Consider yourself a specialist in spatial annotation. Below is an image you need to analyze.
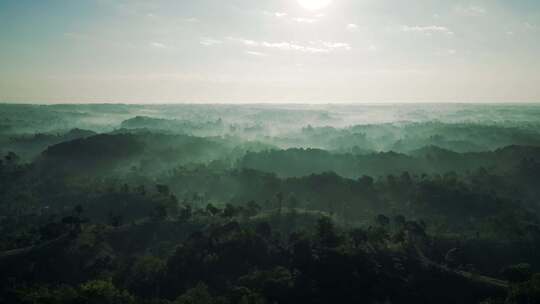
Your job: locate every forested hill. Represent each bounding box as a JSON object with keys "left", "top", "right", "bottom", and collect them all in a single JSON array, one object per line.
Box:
[
  {"left": 28, "top": 130, "right": 540, "bottom": 180},
  {"left": 239, "top": 145, "right": 540, "bottom": 178},
  {"left": 1, "top": 104, "right": 540, "bottom": 303}
]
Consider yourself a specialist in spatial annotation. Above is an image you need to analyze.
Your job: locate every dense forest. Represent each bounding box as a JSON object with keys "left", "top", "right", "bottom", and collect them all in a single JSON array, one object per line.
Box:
[{"left": 1, "top": 103, "right": 540, "bottom": 303}]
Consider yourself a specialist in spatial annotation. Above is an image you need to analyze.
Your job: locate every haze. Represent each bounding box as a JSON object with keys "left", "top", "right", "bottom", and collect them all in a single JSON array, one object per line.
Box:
[{"left": 2, "top": 3, "right": 540, "bottom": 301}]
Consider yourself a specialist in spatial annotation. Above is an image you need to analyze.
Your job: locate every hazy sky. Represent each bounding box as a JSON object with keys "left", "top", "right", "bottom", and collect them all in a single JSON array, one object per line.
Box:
[{"left": 1, "top": 0, "right": 539, "bottom": 103}]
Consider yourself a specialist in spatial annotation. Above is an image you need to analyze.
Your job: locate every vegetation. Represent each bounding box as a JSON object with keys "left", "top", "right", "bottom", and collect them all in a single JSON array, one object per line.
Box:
[{"left": 1, "top": 103, "right": 540, "bottom": 303}]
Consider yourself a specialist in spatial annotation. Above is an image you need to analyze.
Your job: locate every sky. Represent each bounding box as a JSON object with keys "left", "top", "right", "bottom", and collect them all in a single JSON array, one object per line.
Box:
[{"left": 0, "top": 0, "right": 539, "bottom": 103}]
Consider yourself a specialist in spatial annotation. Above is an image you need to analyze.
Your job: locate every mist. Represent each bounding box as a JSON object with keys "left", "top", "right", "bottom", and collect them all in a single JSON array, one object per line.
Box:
[{"left": 1, "top": 103, "right": 540, "bottom": 303}]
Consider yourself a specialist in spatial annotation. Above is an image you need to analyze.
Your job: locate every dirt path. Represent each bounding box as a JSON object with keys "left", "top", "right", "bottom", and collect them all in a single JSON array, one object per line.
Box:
[
  {"left": 0, "top": 233, "right": 71, "bottom": 260},
  {"left": 413, "top": 243, "right": 509, "bottom": 290}
]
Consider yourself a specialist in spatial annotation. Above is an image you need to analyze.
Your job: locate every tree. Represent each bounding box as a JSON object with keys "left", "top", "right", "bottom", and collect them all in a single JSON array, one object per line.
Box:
[
  {"left": 507, "top": 273, "right": 540, "bottom": 304},
  {"left": 244, "top": 200, "right": 261, "bottom": 217},
  {"left": 125, "top": 256, "right": 165, "bottom": 299},
  {"left": 156, "top": 184, "right": 170, "bottom": 196},
  {"left": 501, "top": 263, "right": 532, "bottom": 283},
  {"left": 376, "top": 214, "right": 390, "bottom": 227},
  {"left": 276, "top": 192, "right": 284, "bottom": 215},
  {"left": 238, "top": 267, "right": 294, "bottom": 303},
  {"left": 136, "top": 185, "right": 146, "bottom": 196},
  {"left": 62, "top": 216, "right": 83, "bottom": 234},
  {"left": 175, "top": 283, "right": 220, "bottom": 304},
  {"left": 358, "top": 175, "right": 374, "bottom": 188},
  {"left": 153, "top": 204, "right": 168, "bottom": 221},
  {"left": 349, "top": 228, "right": 367, "bottom": 247},
  {"left": 14, "top": 285, "right": 78, "bottom": 304},
  {"left": 393, "top": 215, "right": 406, "bottom": 228},
  {"left": 121, "top": 183, "right": 130, "bottom": 193},
  {"left": 206, "top": 204, "right": 220, "bottom": 217},
  {"left": 255, "top": 222, "right": 272, "bottom": 239},
  {"left": 316, "top": 216, "right": 341, "bottom": 248},
  {"left": 167, "top": 194, "right": 180, "bottom": 217},
  {"left": 108, "top": 212, "right": 123, "bottom": 227},
  {"left": 79, "top": 280, "right": 135, "bottom": 304},
  {"left": 74, "top": 204, "right": 84, "bottom": 216},
  {"left": 179, "top": 204, "right": 192, "bottom": 221},
  {"left": 287, "top": 195, "right": 300, "bottom": 210},
  {"left": 222, "top": 203, "right": 238, "bottom": 218},
  {"left": 4, "top": 151, "right": 19, "bottom": 166}
]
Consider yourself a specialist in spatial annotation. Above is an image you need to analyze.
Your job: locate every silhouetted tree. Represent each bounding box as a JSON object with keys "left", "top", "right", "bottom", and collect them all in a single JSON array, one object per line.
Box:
[
  {"left": 316, "top": 216, "right": 340, "bottom": 248},
  {"left": 156, "top": 184, "right": 170, "bottom": 196}
]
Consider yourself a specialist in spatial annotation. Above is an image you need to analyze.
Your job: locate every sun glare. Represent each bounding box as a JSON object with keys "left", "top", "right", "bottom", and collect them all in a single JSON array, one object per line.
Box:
[{"left": 297, "top": 0, "right": 333, "bottom": 10}]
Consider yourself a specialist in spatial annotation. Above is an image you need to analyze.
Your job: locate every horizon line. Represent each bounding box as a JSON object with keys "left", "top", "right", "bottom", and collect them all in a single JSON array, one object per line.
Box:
[{"left": 1, "top": 100, "right": 540, "bottom": 106}]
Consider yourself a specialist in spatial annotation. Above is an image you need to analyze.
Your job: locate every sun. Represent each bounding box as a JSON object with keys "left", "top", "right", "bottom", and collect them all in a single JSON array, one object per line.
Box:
[{"left": 297, "top": 0, "right": 333, "bottom": 10}]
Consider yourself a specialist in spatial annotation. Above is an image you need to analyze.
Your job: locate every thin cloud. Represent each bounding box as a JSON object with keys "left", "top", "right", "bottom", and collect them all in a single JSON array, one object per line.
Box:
[
  {"left": 200, "top": 37, "right": 222, "bottom": 46},
  {"left": 524, "top": 22, "right": 539, "bottom": 31},
  {"left": 293, "top": 17, "right": 317, "bottom": 24},
  {"left": 245, "top": 51, "right": 268, "bottom": 57},
  {"left": 401, "top": 25, "right": 454, "bottom": 35},
  {"left": 263, "top": 11, "right": 287, "bottom": 18},
  {"left": 183, "top": 17, "right": 199, "bottom": 23},
  {"left": 231, "top": 38, "right": 351, "bottom": 54},
  {"left": 456, "top": 5, "right": 486, "bottom": 17},
  {"left": 239, "top": 39, "right": 258, "bottom": 46},
  {"left": 150, "top": 42, "right": 167, "bottom": 49},
  {"left": 321, "top": 42, "right": 352, "bottom": 51}
]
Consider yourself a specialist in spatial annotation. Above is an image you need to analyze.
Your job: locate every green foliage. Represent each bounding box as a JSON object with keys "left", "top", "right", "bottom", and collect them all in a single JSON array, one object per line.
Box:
[
  {"left": 175, "top": 283, "right": 224, "bottom": 304},
  {"left": 502, "top": 264, "right": 533, "bottom": 283},
  {"left": 316, "top": 216, "right": 341, "bottom": 248},
  {"left": 507, "top": 274, "right": 540, "bottom": 304},
  {"left": 15, "top": 285, "right": 78, "bottom": 304},
  {"left": 3, "top": 104, "right": 540, "bottom": 304},
  {"left": 238, "top": 267, "right": 294, "bottom": 302},
  {"left": 124, "top": 256, "right": 165, "bottom": 298},
  {"left": 79, "top": 280, "right": 135, "bottom": 304}
]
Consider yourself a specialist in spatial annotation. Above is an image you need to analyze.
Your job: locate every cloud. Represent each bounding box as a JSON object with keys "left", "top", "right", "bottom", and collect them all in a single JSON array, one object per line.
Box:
[
  {"left": 245, "top": 51, "right": 267, "bottom": 57},
  {"left": 456, "top": 5, "right": 486, "bottom": 17},
  {"left": 434, "top": 49, "right": 457, "bottom": 56},
  {"left": 240, "top": 39, "right": 352, "bottom": 54},
  {"left": 239, "top": 39, "right": 258, "bottom": 46},
  {"left": 504, "top": 22, "right": 537, "bottom": 36},
  {"left": 263, "top": 11, "right": 287, "bottom": 18},
  {"left": 262, "top": 41, "right": 328, "bottom": 53},
  {"left": 64, "top": 32, "right": 89, "bottom": 40},
  {"left": 524, "top": 22, "right": 539, "bottom": 31},
  {"left": 347, "top": 23, "right": 359, "bottom": 31},
  {"left": 229, "top": 38, "right": 352, "bottom": 54},
  {"left": 293, "top": 17, "right": 317, "bottom": 24},
  {"left": 150, "top": 42, "right": 167, "bottom": 49},
  {"left": 321, "top": 42, "right": 352, "bottom": 50},
  {"left": 200, "top": 37, "right": 222, "bottom": 46},
  {"left": 401, "top": 25, "right": 454, "bottom": 35},
  {"left": 183, "top": 17, "right": 199, "bottom": 23},
  {"left": 263, "top": 10, "right": 323, "bottom": 24}
]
